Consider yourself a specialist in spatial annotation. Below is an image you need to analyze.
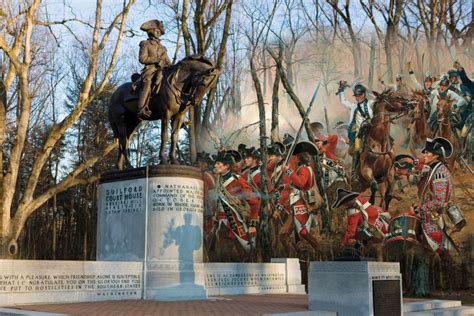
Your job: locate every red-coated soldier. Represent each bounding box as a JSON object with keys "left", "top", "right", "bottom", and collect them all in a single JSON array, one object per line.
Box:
[
  {"left": 274, "top": 141, "right": 321, "bottom": 252},
  {"left": 213, "top": 150, "right": 261, "bottom": 254},
  {"left": 242, "top": 146, "right": 262, "bottom": 192},
  {"left": 332, "top": 188, "right": 390, "bottom": 248}
]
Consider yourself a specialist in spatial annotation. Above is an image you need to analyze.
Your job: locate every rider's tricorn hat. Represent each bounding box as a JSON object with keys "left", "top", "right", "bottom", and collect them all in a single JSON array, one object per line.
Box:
[
  {"left": 439, "top": 76, "right": 450, "bottom": 87},
  {"left": 352, "top": 84, "right": 367, "bottom": 97},
  {"left": 293, "top": 141, "right": 319, "bottom": 156},
  {"left": 214, "top": 150, "right": 241, "bottom": 165},
  {"left": 332, "top": 188, "right": 360, "bottom": 209},
  {"left": 140, "top": 20, "right": 165, "bottom": 34},
  {"left": 422, "top": 137, "right": 453, "bottom": 159},
  {"left": 447, "top": 69, "right": 459, "bottom": 78},
  {"left": 268, "top": 142, "right": 286, "bottom": 156}
]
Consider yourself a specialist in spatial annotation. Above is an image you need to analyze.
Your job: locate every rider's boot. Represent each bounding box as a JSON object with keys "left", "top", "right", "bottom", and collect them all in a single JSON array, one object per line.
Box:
[
  {"left": 137, "top": 80, "right": 152, "bottom": 119},
  {"left": 351, "top": 152, "right": 360, "bottom": 184}
]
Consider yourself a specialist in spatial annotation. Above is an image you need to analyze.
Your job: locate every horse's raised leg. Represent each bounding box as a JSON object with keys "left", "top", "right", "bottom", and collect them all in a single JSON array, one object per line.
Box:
[
  {"left": 169, "top": 113, "right": 186, "bottom": 165},
  {"left": 160, "top": 116, "right": 169, "bottom": 164},
  {"left": 377, "top": 180, "right": 387, "bottom": 208},
  {"left": 360, "top": 166, "right": 378, "bottom": 204},
  {"left": 384, "top": 177, "right": 394, "bottom": 210}
]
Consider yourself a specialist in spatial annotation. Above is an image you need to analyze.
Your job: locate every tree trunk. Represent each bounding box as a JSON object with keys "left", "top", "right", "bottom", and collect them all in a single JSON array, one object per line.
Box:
[
  {"left": 285, "top": 47, "right": 295, "bottom": 106},
  {"left": 368, "top": 35, "right": 376, "bottom": 90},
  {"left": 189, "top": 108, "right": 197, "bottom": 163},
  {"left": 249, "top": 54, "right": 271, "bottom": 262},
  {"left": 349, "top": 32, "right": 362, "bottom": 79},
  {"left": 271, "top": 45, "right": 283, "bottom": 142}
]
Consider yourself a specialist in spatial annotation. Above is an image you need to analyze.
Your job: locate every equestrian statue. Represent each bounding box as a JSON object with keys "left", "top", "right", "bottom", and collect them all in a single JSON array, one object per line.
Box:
[{"left": 108, "top": 19, "right": 220, "bottom": 169}]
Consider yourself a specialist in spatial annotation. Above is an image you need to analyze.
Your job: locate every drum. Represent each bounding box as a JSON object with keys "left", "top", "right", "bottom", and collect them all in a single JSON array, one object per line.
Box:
[{"left": 384, "top": 213, "right": 422, "bottom": 247}]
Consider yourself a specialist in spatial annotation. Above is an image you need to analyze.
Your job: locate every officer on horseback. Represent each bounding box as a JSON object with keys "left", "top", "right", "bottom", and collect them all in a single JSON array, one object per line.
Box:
[
  {"left": 428, "top": 76, "right": 467, "bottom": 133},
  {"left": 136, "top": 19, "right": 171, "bottom": 119},
  {"left": 338, "top": 83, "right": 375, "bottom": 181}
]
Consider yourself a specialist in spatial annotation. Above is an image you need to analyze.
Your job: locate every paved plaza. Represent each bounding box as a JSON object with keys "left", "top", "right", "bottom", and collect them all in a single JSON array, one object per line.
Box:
[
  {"left": 10, "top": 294, "right": 309, "bottom": 316},
  {"left": 5, "top": 295, "right": 430, "bottom": 316}
]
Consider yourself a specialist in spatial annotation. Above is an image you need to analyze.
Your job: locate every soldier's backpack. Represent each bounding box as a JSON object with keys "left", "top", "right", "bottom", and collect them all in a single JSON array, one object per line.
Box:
[{"left": 300, "top": 166, "right": 324, "bottom": 214}]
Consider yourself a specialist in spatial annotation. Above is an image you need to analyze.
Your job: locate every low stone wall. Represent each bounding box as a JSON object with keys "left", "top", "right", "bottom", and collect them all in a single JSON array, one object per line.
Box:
[
  {"left": 0, "top": 260, "right": 142, "bottom": 306},
  {"left": 0, "top": 258, "right": 304, "bottom": 306}
]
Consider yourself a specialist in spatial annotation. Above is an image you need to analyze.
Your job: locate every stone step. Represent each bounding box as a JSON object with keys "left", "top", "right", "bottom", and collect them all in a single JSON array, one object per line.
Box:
[
  {"left": 0, "top": 308, "right": 67, "bottom": 316},
  {"left": 404, "top": 306, "right": 474, "bottom": 316},
  {"left": 263, "top": 311, "right": 336, "bottom": 316},
  {"left": 404, "top": 300, "right": 462, "bottom": 312}
]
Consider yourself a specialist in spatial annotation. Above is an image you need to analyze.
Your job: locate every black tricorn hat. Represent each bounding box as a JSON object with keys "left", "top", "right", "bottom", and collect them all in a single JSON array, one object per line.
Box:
[
  {"left": 393, "top": 154, "right": 415, "bottom": 170},
  {"left": 333, "top": 121, "right": 348, "bottom": 130},
  {"left": 447, "top": 69, "right": 459, "bottom": 77},
  {"left": 422, "top": 137, "right": 453, "bottom": 159},
  {"left": 214, "top": 150, "right": 242, "bottom": 165},
  {"left": 439, "top": 76, "right": 450, "bottom": 87},
  {"left": 332, "top": 188, "right": 360, "bottom": 209},
  {"left": 293, "top": 141, "right": 319, "bottom": 156},
  {"left": 282, "top": 133, "right": 295, "bottom": 148},
  {"left": 310, "top": 121, "right": 325, "bottom": 131},
  {"left": 196, "top": 151, "right": 212, "bottom": 164},
  {"left": 268, "top": 142, "right": 286, "bottom": 156},
  {"left": 140, "top": 19, "right": 165, "bottom": 34},
  {"left": 237, "top": 143, "right": 247, "bottom": 154},
  {"left": 352, "top": 84, "right": 367, "bottom": 96},
  {"left": 243, "top": 146, "right": 261, "bottom": 160}
]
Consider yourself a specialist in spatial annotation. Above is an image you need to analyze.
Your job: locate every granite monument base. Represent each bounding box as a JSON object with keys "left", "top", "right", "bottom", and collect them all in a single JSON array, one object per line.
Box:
[
  {"left": 308, "top": 261, "right": 402, "bottom": 316},
  {"left": 97, "top": 166, "right": 207, "bottom": 300}
]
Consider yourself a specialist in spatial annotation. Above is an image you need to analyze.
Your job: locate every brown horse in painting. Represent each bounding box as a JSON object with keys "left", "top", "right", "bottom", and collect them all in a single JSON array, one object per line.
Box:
[
  {"left": 436, "top": 96, "right": 457, "bottom": 170},
  {"left": 408, "top": 90, "right": 431, "bottom": 155},
  {"left": 108, "top": 55, "right": 220, "bottom": 169},
  {"left": 356, "top": 90, "right": 411, "bottom": 209}
]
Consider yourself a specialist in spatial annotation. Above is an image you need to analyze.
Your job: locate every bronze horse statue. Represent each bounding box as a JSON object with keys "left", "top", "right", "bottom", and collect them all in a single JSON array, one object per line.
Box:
[
  {"left": 108, "top": 55, "right": 220, "bottom": 169},
  {"left": 356, "top": 90, "right": 411, "bottom": 209}
]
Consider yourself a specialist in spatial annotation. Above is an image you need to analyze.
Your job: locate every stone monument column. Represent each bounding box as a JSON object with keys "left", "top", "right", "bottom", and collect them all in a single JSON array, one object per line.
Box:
[{"left": 97, "top": 165, "right": 207, "bottom": 300}]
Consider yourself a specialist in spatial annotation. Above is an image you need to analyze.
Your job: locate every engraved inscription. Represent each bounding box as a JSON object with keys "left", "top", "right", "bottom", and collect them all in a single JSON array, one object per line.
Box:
[
  {"left": 151, "top": 179, "right": 203, "bottom": 213},
  {"left": 104, "top": 184, "right": 144, "bottom": 215},
  {"left": 0, "top": 273, "right": 141, "bottom": 296},
  {"left": 205, "top": 272, "right": 286, "bottom": 288}
]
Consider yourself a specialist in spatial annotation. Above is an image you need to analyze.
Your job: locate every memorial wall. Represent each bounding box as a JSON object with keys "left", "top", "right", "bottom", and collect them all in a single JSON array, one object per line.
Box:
[{"left": 0, "top": 261, "right": 142, "bottom": 305}]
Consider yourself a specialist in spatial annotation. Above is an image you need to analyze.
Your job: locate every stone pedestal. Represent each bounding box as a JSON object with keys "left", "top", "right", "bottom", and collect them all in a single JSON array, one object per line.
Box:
[
  {"left": 97, "top": 166, "right": 207, "bottom": 301},
  {"left": 308, "top": 261, "right": 402, "bottom": 316},
  {"left": 271, "top": 258, "right": 306, "bottom": 294}
]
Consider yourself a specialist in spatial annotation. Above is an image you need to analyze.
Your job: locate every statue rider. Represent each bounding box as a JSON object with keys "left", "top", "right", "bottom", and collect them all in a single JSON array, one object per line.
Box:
[
  {"left": 338, "top": 83, "right": 375, "bottom": 182},
  {"left": 135, "top": 20, "right": 171, "bottom": 119}
]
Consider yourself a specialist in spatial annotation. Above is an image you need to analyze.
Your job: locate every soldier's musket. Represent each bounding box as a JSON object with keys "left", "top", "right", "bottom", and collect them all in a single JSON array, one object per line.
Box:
[
  {"left": 459, "top": 155, "right": 474, "bottom": 174},
  {"left": 271, "top": 80, "right": 321, "bottom": 188},
  {"left": 268, "top": 81, "right": 321, "bottom": 226}
]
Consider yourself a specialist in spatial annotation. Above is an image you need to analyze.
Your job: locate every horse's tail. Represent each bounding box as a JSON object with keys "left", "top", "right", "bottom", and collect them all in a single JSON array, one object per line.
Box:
[{"left": 108, "top": 88, "right": 123, "bottom": 140}]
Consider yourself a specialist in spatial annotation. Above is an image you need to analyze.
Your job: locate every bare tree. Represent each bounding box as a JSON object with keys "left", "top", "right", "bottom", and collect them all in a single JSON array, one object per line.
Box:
[
  {"left": 323, "top": 0, "right": 364, "bottom": 78},
  {"left": 0, "top": 0, "right": 135, "bottom": 257},
  {"left": 360, "top": 0, "right": 405, "bottom": 83},
  {"left": 241, "top": 0, "right": 279, "bottom": 261}
]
